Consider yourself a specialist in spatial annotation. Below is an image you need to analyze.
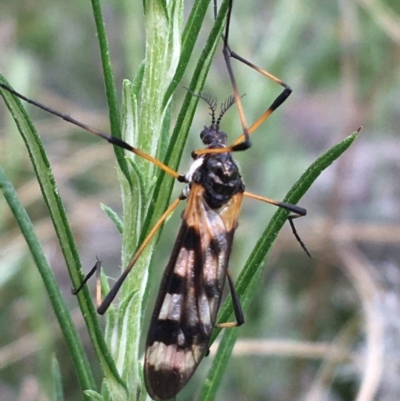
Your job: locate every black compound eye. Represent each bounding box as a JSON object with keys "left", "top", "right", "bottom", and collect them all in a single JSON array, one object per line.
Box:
[{"left": 200, "top": 127, "right": 214, "bottom": 144}]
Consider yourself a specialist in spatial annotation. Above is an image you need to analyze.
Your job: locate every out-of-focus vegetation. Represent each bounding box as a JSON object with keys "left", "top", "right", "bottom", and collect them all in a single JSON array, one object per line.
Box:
[{"left": 0, "top": 0, "right": 399, "bottom": 400}]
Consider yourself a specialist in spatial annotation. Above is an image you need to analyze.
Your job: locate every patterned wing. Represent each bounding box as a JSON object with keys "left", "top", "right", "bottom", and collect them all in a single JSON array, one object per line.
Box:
[{"left": 144, "top": 183, "right": 243, "bottom": 400}]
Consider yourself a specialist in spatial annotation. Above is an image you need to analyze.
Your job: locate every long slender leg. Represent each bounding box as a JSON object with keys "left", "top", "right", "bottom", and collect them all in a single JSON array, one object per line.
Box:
[
  {"left": 96, "top": 195, "right": 184, "bottom": 314},
  {"left": 244, "top": 191, "right": 306, "bottom": 216},
  {"left": 194, "top": 0, "right": 292, "bottom": 156},
  {"left": 228, "top": 47, "right": 292, "bottom": 147},
  {"left": 0, "top": 82, "right": 186, "bottom": 182},
  {"left": 216, "top": 268, "right": 245, "bottom": 328},
  {"left": 73, "top": 196, "right": 184, "bottom": 313},
  {"left": 71, "top": 257, "right": 102, "bottom": 295},
  {"left": 0, "top": 81, "right": 194, "bottom": 313},
  {"left": 223, "top": 0, "right": 292, "bottom": 149},
  {"left": 221, "top": 0, "right": 250, "bottom": 151},
  {"left": 244, "top": 191, "right": 311, "bottom": 257}
]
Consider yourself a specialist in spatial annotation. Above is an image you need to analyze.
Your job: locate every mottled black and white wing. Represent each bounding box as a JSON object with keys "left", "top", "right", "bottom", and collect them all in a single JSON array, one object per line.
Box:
[{"left": 144, "top": 183, "right": 243, "bottom": 400}]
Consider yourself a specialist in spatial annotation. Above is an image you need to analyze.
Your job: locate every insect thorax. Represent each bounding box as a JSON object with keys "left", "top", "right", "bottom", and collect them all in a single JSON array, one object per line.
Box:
[{"left": 192, "top": 151, "right": 245, "bottom": 209}]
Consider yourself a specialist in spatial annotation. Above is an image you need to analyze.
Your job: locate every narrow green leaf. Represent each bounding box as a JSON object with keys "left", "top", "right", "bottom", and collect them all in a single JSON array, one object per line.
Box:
[
  {"left": 163, "top": 0, "right": 212, "bottom": 107},
  {"left": 84, "top": 390, "right": 105, "bottom": 401},
  {"left": 52, "top": 356, "right": 65, "bottom": 401},
  {"left": 89, "top": 0, "right": 128, "bottom": 181},
  {"left": 101, "top": 204, "right": 124, "bottom": 235},
  {"left": 0, "top": 165, "right": 95, "bottom": 399},
  {"left": 112, "top": 1, "right": 187, "bottom": 398}
]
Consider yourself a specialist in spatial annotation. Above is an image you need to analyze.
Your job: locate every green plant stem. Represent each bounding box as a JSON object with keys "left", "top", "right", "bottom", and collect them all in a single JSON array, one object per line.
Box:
[
  {"left": 0, "top": 166, "right": 95, "bottom": 400},
  {"left": 141, "top": 0, "right": 232, "bottom": 245},
  {"left": 90, "top": 0, "right": 128, "bottom": 180}
]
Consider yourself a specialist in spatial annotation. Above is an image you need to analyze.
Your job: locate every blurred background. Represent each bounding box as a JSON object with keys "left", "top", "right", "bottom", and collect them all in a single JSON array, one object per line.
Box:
[{"left": 1, "top": 0, "right": 400, "bottom": 400}]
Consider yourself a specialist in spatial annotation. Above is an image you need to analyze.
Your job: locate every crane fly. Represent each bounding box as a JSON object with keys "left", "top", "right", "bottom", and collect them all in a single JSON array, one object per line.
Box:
[{"left": 0, "top": 0, "right": 310, "bottom": 399}]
